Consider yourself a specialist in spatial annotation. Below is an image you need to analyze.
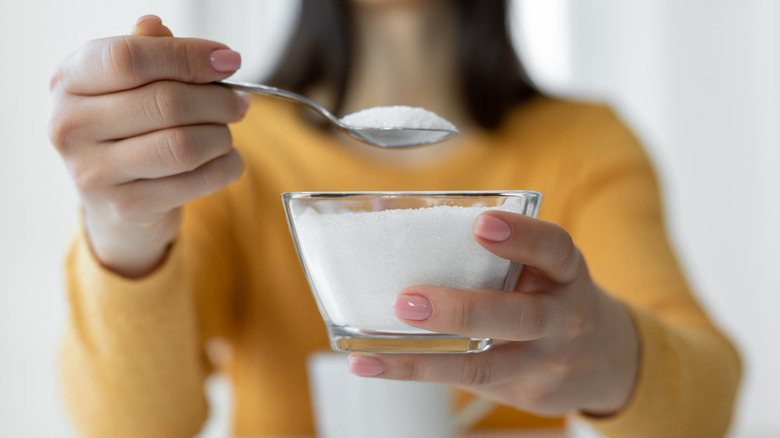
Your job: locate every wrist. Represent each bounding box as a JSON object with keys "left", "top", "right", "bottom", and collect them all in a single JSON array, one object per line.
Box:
[
  {"left": 82, "top": 206, "right": 181, "bottom": 278},
  {"left": 581, "top": 291, "right": 640, "bottom": 417}
]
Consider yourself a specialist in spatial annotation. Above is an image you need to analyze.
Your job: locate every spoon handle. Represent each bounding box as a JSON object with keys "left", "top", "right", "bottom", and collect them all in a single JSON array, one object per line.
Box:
[{"left": 217, "top": 79, "right": 339, "bottom": 124}]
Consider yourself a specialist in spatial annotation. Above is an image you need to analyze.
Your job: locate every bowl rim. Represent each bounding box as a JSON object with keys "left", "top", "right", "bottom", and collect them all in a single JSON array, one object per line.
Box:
[{"left": 281, "top": 190, "right": 542, "bottom": 200}]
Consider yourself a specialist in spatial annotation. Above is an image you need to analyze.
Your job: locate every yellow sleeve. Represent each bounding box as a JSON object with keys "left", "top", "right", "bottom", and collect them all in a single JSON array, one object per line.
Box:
[
  {"left": 60, "top": 194, "right": 240, "bottom": 438},
  {"left": 558, "top": 107, "right": 742, "bottom": 437}
]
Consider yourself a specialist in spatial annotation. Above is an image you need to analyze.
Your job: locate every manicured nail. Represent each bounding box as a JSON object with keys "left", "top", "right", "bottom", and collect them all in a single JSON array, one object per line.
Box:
[
  {"left": 473, "top": 214, "right": 511, "bottom": 242},
  {"left": 348, "top": 355, "right": 385, "bottom": 377},
  {"left": 211, "top": 49, "right": 241, "bottom": 73},
  {"left": 393, "top": 294, "right": 432, "bottom": 321}
]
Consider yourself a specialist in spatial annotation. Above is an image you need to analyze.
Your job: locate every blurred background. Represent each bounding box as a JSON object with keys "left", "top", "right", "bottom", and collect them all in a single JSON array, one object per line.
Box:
[{"left": 0, "top": 0, "right": 777, "bottom": 437}]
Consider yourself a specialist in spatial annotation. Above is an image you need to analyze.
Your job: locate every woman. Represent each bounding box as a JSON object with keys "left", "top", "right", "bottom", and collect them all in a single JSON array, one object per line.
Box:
[{"left": 49, "top": 1, "right": 740, "bottom": 437}]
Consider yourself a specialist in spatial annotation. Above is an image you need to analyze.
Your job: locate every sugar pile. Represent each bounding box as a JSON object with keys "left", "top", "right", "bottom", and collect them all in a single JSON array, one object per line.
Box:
[
  {"left": 294, "top": 204, "right": 522, "bottom": 333},
  {"left": 340, "top": 105, "right": 457, "bottom": 132}
]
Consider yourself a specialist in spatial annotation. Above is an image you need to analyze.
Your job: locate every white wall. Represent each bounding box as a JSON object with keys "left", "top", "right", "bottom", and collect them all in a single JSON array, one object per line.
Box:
[
  {"left": 1, "top": 1, "right": 777, "bottom": 437},
  {"left": 654, "top": 3, "right": 780, "bottom": 436},
  {"left": 560, "top": 1, "right": 780, "bottom": 436}
]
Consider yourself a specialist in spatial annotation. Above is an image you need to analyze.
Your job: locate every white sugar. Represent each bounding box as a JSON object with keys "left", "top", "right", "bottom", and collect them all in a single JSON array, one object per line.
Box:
[
  {"left": 294, "top": 204, "right": 521, "bottom": 333},
  {"left": 340, "top": 105, "right": 457, "bottom": 132}
]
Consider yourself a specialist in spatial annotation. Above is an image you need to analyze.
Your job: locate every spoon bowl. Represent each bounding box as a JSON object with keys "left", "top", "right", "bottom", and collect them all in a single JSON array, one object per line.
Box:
[{"left": 218, "top": 79, "right": 458, "bottom": 148}]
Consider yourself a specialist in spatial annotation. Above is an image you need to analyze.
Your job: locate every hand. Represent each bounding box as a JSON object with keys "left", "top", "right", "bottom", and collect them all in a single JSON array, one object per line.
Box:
[
  {"left": 48, "top": 16, "right": 248, "bottom": 277},
  {"left": 347, "top": 210, "right": 640, "bottom": 417}
]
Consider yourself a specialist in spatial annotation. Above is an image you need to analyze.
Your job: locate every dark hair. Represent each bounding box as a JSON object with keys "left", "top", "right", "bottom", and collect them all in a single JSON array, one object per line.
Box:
[{"left": 267, "top": 0, "right": 537, "bottom": 130}]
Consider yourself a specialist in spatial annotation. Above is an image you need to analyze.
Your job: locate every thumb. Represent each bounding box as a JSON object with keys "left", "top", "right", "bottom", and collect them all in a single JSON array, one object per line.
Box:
[{"left": 130, "top": 15, "right": 174, "bottom": 37}]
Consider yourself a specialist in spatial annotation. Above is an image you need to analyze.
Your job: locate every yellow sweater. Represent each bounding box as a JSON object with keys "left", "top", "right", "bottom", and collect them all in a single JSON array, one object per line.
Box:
[{"left": 61, "top": 95, "right": 741, "bottom": 437}]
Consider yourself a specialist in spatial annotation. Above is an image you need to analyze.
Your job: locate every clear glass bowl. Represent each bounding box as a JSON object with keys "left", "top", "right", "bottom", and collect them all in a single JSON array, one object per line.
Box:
[{"left": 282, "top": 191, "right": 542, "bottom": 353}]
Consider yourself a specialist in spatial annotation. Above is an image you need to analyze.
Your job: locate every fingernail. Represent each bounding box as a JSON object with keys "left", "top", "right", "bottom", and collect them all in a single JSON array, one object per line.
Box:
[
  {"left": 211, "top": 49, "right": 241, "bottom": 73},
  {"left": 393, "top": 294, "right": 432, "bottom": 321},
  {"left": 348, "top": 355, "right": 385, "bottom": 377},
  {"left": 236, "top": 92, "right": 251, "bottom": 115},
  {"left": 473, "top": 214, "right": 511, "bottom": 242},
  {"left": 135, "top": 15, "right": 162, "bottom": 26},
  {"left": 131, "top": 15, "right": 162, "bottom": 34}
]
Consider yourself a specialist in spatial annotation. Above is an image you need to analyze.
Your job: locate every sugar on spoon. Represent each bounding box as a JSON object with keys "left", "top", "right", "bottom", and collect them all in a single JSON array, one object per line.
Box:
[{"left": 218, "top": 79, "right": 458, "bottom": 148}]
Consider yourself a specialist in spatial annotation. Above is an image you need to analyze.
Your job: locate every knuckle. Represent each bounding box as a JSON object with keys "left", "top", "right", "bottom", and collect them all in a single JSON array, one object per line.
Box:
[
  {"left": 553, "top": 233, "right": 578, "bottom": 273},
  {"left": 102, "top": 37, "right": 136, "bottom": 78},
  {"left": 524, "top": 231, "right": 546, "bottom": 263},
  {"left": 459, "top": 356, "right": 493, "bottom": 386},
  {"left": 403, "top": 357, "right": 425, "bottom": 381},
  {"left": 158, "top": 39, "right": 201, "bottom": 83},
  {"left": 542, "top": 351, "right": 572, "bottom": 382},
  {"left": 179, "top": 41, "right": 201, "bottom": 83},
  {"left": 455, "top": 297, "right": 473, "bottom": 334},
  {"left": 70, "top": 163, "right": 105, "bottom": 194},
  {"left": 519, "top": 298, "right": 546, "bottom": 339},
  {"left": 390, "top": 356, "right": 428, "bottom": 382},
  {"left": 47, "top": 109, "right": 82, "bottom": 155},
  {"left": 146, "top": 82, "right": 188, "bottom": 125},
  {"left": 564, "top": 301, "right": 595, "bottom": 340},
  {"left": 158, "top": 128, "right": 199, "bottom": 172}
]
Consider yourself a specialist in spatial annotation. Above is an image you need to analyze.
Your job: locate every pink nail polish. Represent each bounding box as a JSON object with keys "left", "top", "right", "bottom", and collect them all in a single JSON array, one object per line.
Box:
[
  {"left": 473, "top": 214, "right": 511, "bottom": 242},
  {"left": 211, "top": 49, "right": 241, "bottom": 73},
  {"left": 393, "top": 294, "right": 432, "bottom": 321},
  {"left": 348, "top": 355, "right": 385, "bottom": 376}
]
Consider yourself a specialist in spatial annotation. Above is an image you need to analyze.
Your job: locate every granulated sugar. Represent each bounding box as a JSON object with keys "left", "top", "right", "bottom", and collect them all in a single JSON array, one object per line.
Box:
[
  {"left": 294, "top": 204, "right": 521, "bottom": 333},
  {"left": 340, "top": 106, "right": 457, "bottom": 132}
]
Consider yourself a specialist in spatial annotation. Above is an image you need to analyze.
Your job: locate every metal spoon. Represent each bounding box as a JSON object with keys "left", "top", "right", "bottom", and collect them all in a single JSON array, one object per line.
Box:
[{"left": 218, "top": 79, "right": 458, "bottom": 148}]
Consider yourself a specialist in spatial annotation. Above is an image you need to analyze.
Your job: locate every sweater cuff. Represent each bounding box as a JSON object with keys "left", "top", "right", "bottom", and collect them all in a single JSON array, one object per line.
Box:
[{"left": 65, "top": 222, "right": 189, "bottom": 315}]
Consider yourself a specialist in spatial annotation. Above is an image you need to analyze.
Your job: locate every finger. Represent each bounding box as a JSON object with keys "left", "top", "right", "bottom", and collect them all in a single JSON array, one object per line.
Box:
[
  {"left": 70, "top": 124, "right": 236, "bottom": 190},
  {"left": 473, "top": 211, "right": 582, "bottom": 283},
  {"left": 347, "top": 343, "right": 532, "bottom": 387},
  {"left": 58, "top": 81, "right": 248, "bottom": 143},
  {"left": 130, "top": 15, "right": 173, "bottom": 37},
  {"left": 110, "top": 124, "right": 236, "bottom": 181},
  {"left": 393, "top": 286, "right": 560, "bottom": 341},
  {"left": 52, "top": 30, "right": 240, "bottom": 96},
  {"left": 106, "top": 149, "right": 243, "bottom": 220},
  {"left": 350, "top": 346, "right": 595, "bottom": 417}
]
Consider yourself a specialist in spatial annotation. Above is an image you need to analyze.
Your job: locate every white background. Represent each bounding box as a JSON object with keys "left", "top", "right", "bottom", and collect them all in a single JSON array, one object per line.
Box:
[{"left": 0, "top": 1, "right": 777, "bottom": 437}]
